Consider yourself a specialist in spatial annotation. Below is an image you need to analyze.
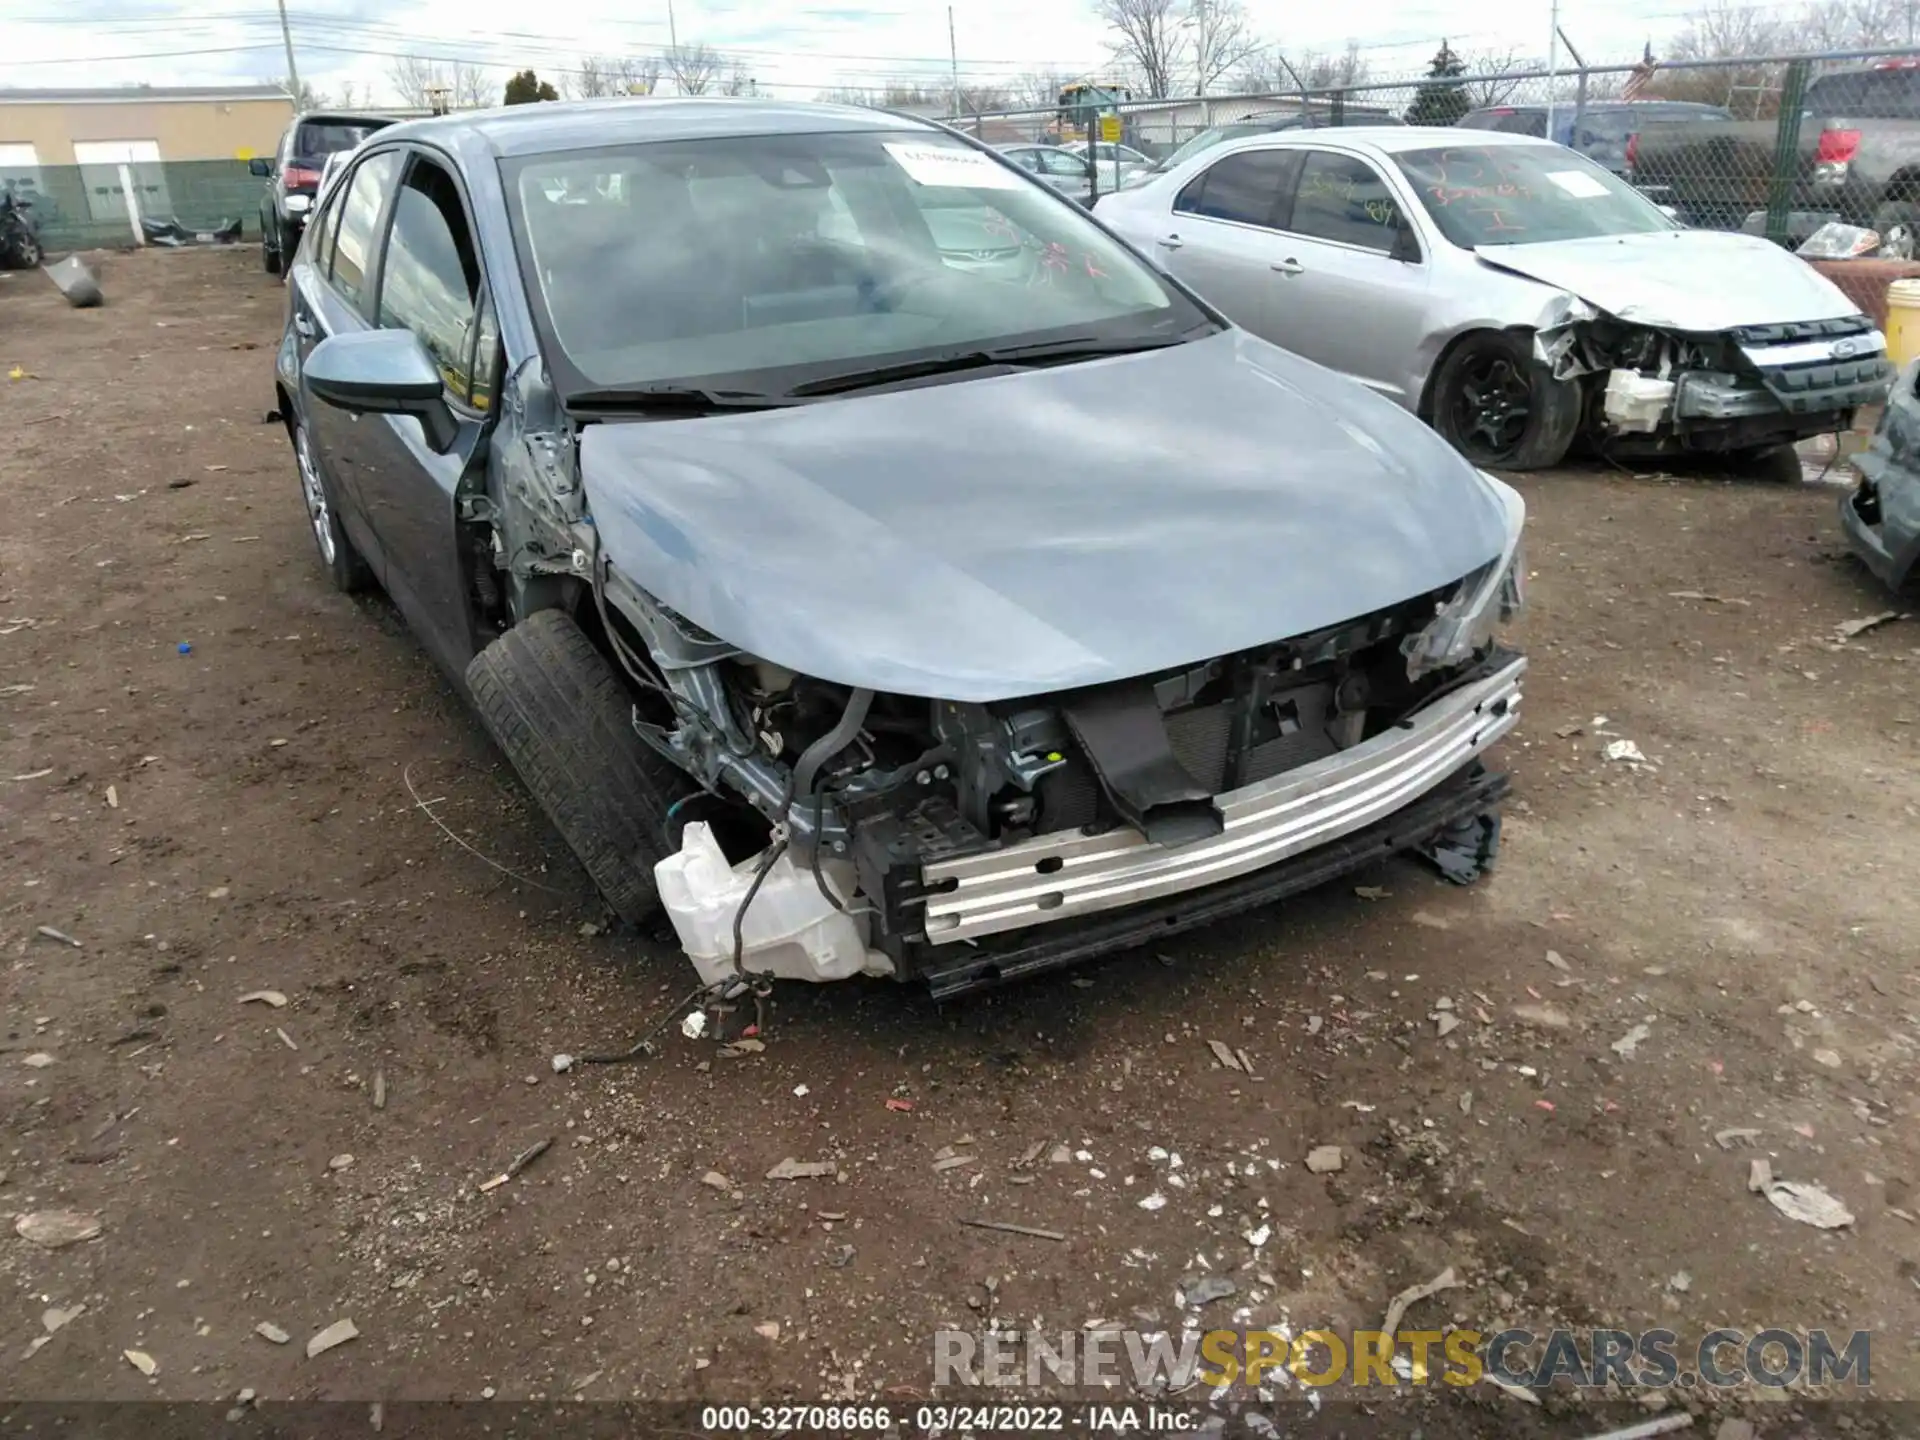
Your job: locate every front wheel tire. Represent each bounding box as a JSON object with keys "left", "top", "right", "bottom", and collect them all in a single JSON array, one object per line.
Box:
[
  {"left": 1430, "top": 331, "right": 1581, "bottom": 471},
  {"left": 465, "top": 611, "right": 695, "bottom": 926}
]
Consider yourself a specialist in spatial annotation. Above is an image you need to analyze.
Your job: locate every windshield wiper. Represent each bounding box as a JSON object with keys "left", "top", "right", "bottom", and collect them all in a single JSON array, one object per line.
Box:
[
  {"left": 788, "top": 331, "right": 1211, "bottom": 400},
  {"left": 568, "top": 384, "right": 796, "bottom": 414}
]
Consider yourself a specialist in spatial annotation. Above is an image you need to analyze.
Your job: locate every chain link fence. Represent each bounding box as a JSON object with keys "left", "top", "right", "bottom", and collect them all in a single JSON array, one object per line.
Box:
[
  {"left": 3, "top": 160, "right": 267, "bottom": 253},
  {"left": 956, "top": 47, "right": 1920, "bottom": 247},
  {"left": 10, "top": 51, "right": 1920, "bottom": 254}
]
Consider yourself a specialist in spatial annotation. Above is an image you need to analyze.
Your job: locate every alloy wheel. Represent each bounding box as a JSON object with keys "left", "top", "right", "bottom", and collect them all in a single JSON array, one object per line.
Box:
[
  {"left": 1453, "top": 353, "right": 1533, "bottom": 458},
  {"left": 295, "top": 426, "right": 336, "bottom": 565}
]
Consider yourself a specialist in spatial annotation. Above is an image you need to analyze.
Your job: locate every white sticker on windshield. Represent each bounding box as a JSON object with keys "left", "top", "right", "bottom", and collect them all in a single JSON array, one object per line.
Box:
[
  {"left": 882, "top": 141, "right": 1025, "bottom": 190},
  {"left": 1546, "top": 169, "right": 1610, "bottom": 198}
]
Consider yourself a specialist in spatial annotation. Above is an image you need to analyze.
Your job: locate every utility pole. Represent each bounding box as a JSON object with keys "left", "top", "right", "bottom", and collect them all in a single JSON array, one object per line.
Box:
[
  {"left": 276, "top": 0, "right": 302, "bottom": 110},
  {"left": 948, "top": 6, "right": 960, "bottom": 120},
  {"left": 668, "top": 0, "right": 679, "bottom": 51},
  {"left": 1543, "top": 0, "right": 1560, "bottom": 140}
]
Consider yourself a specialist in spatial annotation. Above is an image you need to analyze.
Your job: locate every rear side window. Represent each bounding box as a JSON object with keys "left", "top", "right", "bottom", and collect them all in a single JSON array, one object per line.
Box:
[
  {"left": 1287, "top": 150, "right": 1407, "bottom": 252},
  {"left": 1174, "top": 149, "right": 1299, "bottom": 227},
  {"left": 376, "top": 156, "right": 483, "bottom": 404},
  {"left": 329, "top": 149, "right": 401, "bottom": 314},
  {"left": 1806, "top": 70, "right": 1920, "bottom": 119}
]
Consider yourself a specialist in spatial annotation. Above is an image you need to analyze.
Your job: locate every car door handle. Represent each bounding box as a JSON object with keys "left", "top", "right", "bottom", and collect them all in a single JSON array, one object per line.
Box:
[
  {"left": 293, "top": 313, "right": 315, "bottom": 338},
  {"left": 1271, "top": 258, "right": 1304, "bottom": 275},
  {"left": 1156, "top": 234, "right": 1183, "bottom": 249}
]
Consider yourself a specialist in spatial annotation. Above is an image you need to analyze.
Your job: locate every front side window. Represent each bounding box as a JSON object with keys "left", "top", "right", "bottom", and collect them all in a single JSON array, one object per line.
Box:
[
  {"left": 330, "top": 148, "right": 402, "bottom": 313},
  {"left": 1174, "top": 149, "right": 1298, "bottom": 227},
  {"left": 376, "top": 156, "right": 482, "bottom": 403},
  {"left": 1041, "top": 150, "right": 1089, "bottom": 178},
  {"left": 505, "top": 130, "right": 1205, "bottom": 399},
  {"left": 1393, "top": 143, "right": 1680, "bottom": 247},
  {"left": 1287, "top": 150, "right": 1408, "bottom": 252}
]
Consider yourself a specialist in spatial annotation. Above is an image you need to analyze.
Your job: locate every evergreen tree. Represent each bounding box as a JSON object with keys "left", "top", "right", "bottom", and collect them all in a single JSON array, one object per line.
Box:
[
  {"left": 1406, "top": 42, "right": 1470, "bottom": 126},
  {"left": 504, "top": 70, "right": 561, "bottom": 105}
]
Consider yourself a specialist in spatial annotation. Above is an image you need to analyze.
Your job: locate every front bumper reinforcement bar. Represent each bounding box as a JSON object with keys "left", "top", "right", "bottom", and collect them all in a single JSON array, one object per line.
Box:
[{"left": 921, "top": 654, "right": 1525, "bottom": 946}]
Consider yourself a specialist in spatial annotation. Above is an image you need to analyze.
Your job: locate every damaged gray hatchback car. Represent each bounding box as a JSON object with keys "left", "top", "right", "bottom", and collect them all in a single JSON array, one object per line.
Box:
[{"left": 273, "top": 98, "right": 1527, "bottom": 996}]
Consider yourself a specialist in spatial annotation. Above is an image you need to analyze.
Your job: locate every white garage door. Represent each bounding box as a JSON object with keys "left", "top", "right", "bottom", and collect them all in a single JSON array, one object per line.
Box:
[
  {"left": 0, "top": 142, "right": 39, "bottom": 200},
  {"left": 71, "top": 139, "right": 171, "bottom": 225}
]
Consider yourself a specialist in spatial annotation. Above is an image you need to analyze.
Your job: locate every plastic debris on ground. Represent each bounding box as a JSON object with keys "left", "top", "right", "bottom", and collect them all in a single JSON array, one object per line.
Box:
[
  {"left": 1604, "top": 739, "right": 1650, "bottom": 765},
  {"left": 43, "top": 255, "right": 102, "bottom": 308}
]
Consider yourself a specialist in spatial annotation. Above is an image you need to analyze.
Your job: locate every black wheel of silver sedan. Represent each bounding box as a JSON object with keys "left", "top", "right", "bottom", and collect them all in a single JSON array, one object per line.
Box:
[
  {"left": 1431, "top": 331, "right": 1581, "bottom": 471},
  {"left": 294, "top": 422, "right": 372, "bottom": 592}
]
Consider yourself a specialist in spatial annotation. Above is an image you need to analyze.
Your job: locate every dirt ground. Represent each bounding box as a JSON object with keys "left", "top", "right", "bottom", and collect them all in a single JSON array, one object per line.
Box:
[{"left": 2, "top": 247, "right": 1918, "bottom": 1433}]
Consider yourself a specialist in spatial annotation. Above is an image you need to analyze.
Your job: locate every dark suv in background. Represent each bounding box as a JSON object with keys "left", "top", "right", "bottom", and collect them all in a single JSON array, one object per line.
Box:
[
  {"left": 1457, "top": 100, "right": 1731, "bottom": 177},
  {"left": 249, "top": 111, "right": 397, "bottom": 274}
]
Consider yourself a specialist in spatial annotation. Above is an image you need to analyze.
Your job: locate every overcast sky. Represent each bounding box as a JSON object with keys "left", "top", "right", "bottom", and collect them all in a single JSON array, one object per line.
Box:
[{"left": 6, "top": 0, "right": 1749, "bottom": 106}]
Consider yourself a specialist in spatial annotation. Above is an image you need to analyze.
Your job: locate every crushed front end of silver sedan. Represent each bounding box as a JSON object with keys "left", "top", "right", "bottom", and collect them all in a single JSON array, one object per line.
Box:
[{"left": 1537, "top": 308, "right": 1893, "bottom": 457}]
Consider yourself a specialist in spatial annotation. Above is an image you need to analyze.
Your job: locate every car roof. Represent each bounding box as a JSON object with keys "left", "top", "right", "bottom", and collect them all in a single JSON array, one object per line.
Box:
[
  {"left": 1465, "top": 99, "right": 1725, "bottom": 114},
  {"left": 370, "top": 97, "right": 935, "bottom": 160},
  {"left": 296, "top": 111, "right": 403, "bottom": 127},
  {"left": 1228, "top": 125, "right": 1553, "bottom": 153}
]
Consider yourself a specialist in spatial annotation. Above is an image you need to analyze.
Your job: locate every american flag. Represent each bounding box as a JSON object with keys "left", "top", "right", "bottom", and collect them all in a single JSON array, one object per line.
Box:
[{"left": 1622, "top": 43, "right": 1658, "bottom": 102}]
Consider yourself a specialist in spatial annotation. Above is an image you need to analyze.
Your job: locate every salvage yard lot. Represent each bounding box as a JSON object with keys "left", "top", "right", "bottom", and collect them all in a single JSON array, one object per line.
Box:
[{"left": 2, "top": 247, "right": 1918, "bottom": 1428}]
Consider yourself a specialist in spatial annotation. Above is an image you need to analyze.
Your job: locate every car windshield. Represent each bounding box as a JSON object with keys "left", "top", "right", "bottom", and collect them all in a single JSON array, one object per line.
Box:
[
  {"left": 1393, "top": 144, "right": 1680, "bottom": 247},
  {"left": 504, "top": 129, "right": 1203, "bottom": 398}
]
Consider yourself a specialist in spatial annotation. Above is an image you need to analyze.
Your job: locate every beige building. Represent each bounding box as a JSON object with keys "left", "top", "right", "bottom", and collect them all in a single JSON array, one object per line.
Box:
[{"left": 0, "top": 84, "right": 294, "bottom": 169}]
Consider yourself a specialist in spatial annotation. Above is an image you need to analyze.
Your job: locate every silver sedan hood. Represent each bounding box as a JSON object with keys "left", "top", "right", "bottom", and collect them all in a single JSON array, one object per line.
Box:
[
  {"left": 581, "top": 330, "right": 1508, "bottom": 702},
  {"left": 1476, "top": 230, "right": 1859, "bottom": 331}
]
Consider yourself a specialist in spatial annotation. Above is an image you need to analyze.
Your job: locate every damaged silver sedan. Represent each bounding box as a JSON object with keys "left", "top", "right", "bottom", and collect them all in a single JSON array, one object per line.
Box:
[
  {"left": 273, "top": 99, "right": 1527, "bottom": 996},
  {"left": 1095, "top": 129, "right": 1892, "bottom": 469}
]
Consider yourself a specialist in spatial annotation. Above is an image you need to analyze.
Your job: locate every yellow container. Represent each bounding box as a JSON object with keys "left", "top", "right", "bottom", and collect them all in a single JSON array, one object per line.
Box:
[{"left": 1886, "top": 278, "right": 1920, "bottom": 368}]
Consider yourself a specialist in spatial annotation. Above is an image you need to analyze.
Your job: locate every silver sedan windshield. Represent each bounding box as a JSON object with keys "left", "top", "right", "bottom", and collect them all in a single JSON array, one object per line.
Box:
[
  {"left": 504, "top": 129, "right": 1193, "bottom": 394},
  {"left": 1392, "top": 144, "right": 1679, "bottom": 248}
]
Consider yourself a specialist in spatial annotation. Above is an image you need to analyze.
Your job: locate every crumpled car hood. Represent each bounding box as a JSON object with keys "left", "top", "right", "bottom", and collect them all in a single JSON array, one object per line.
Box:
[
  {"left": 581, "top": 330, "right": 1508, "bottom": 702},
  {"left": 1477, "top": 230, "right": 1859, "bottom": 331}
]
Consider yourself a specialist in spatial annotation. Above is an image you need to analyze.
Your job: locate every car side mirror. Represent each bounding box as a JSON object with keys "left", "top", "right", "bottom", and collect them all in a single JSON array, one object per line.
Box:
[
  {"left": 1390, "top": 225, "right": 1422, "bottom": 264},
  {"left": 304, "top": 329, "right": 458, "bottom": 453},
  {"left": 248, "top": 157, "right": 273, "bottom": 178}
]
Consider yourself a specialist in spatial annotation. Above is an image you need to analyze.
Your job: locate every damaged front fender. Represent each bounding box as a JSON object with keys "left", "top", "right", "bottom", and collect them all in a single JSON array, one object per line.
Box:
[{"left": 1532, "top": 292, "right": 1603, "bottom": 381}]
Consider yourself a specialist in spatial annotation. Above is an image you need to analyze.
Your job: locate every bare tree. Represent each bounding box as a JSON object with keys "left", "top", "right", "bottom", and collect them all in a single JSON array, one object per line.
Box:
[
  {"left": 336, "top": 79, "right": 357, "bottom": 108},
  {"left": 271, "top": 74, "right": 328, "bottom": 110},
  {"left": 720, "top": 62, "right": 755, "bottom": 96},
  {"left": 451, "top": 63, "right": 491, "bottom": 110},
  {"left": 386, "top": 55, "right": 440, "bottom": 109},
  {"left": 1463, "top": 47, "right": 1528, "bottom": 108},
  {"left": 1299, "top": 43, "right": 1369, "bottom": 89},
  {"left": 386, "top": 55, "right": 493, "bottom": 111},
  {"left": 1231, "top": 44, "right": 1369, "bottom": 97},
  {"left": 1094, "top": 0, "right": 1184, "bottom": 98},
  {"left": 958, "top": 80, "right": 1013, "bottom": 113},
  {"left": 1013, "top": 66, "right": 1074, "bottom": 110},
  {"left": 1796, "top": 0, "right": 1909, "bottom": 49},
  {"left": 571, "top": 55, "right": 615, "bottom": 98},
  {"left": 1188, "top": 0, "right": 1261, "bottom": 95},
  {"left": 666, "top": 42, "right": 725, "bottom": 95}
]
